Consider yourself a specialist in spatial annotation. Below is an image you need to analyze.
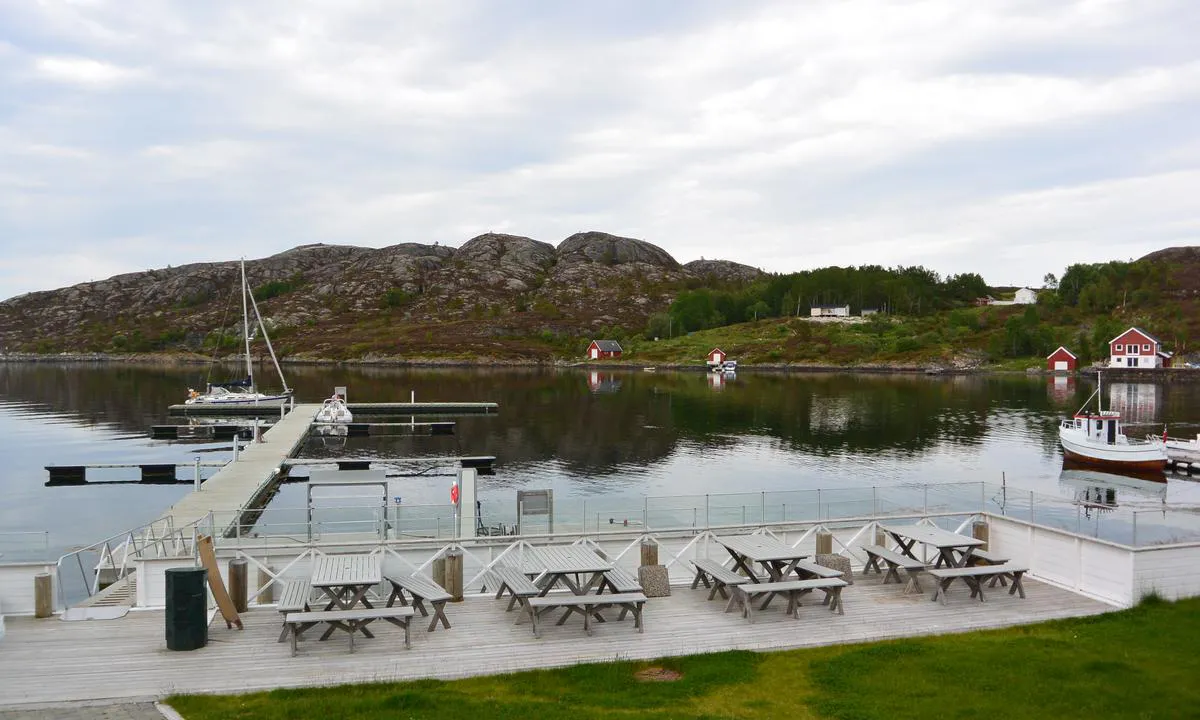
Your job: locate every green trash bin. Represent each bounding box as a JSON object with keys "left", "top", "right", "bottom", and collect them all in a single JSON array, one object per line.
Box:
[{"left": 165, "top": 567, "right": 208, "bottom": 651}]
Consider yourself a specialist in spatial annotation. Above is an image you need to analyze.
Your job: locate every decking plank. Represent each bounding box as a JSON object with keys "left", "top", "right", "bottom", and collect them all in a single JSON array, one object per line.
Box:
[{"left": 0, "top": 576, "right": 1113, "bottom": 708}]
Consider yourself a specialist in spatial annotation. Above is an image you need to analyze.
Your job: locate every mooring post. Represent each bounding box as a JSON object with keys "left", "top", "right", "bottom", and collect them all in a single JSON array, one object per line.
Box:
[
  {"left": 34, "top": 573, "right": 53, "bottom": 618},
  {"left": 193, "top": 457, "right": 201, "bottom": 492},
  {"left": 232, "top": 438, "right": 240, "bottom": 462}
]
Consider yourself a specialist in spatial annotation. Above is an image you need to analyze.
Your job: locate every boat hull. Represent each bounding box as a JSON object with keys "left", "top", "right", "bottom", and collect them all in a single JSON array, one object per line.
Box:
[
  {"left": 185, "top": 394, "right": 291, "bottom": 407},
  {"left": 1059, "top": 428, "right": 1166, "bottom": 473}
]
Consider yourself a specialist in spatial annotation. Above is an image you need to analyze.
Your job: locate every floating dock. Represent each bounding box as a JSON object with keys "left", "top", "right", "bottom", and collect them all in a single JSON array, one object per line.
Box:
[
  {"left": 155, "top": 403, "right": 321, "bottom": 531},
  {"left": 167, "top": 401, "right": 498, "bottom": 417},
  {"left": 310, "top": 421, "right": 455, "bottom": 437}
]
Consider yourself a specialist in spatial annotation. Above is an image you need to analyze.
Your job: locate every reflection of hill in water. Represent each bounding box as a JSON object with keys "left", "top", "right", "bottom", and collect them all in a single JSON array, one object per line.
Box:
[{"left": 2, "top": 363, "right": 1186, "bottom": 479}]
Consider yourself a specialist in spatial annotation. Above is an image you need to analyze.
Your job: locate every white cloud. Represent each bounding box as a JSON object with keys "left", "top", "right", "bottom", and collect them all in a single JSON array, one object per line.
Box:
[
  {"left": 0, "top": 0, "right": 1197, "bottom": 298},
  {"left": 32, "top": 55, "right": 146, "bottom": 87}
]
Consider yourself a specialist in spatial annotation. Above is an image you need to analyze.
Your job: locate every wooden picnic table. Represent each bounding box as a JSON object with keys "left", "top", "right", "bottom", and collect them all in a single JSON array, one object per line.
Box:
[
  {"left": 521, "top": 545, "right": 612, "bottom": 596},
  {"left": 311, "top": 553, "right": 382, "bottom": 640},
  {"left": 714, "top": 534, "right": 809, "bottom": 583},
  {"left": 878, "top": 523, "right": 983, "bottom": 568}
]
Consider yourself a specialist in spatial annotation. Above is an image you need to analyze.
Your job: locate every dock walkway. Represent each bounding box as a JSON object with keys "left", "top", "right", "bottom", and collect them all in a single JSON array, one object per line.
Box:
[{"left": 159, "top": 403, "right": 320, "bottom": 531}]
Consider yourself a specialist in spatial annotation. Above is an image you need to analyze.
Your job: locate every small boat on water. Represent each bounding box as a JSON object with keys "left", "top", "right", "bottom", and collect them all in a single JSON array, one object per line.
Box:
[
  {"left": 1058, "top": 375, "right": 1166, "bottom": 473},
  {"left": 314, "top": 394, "right": 353, "bottom": 424}
]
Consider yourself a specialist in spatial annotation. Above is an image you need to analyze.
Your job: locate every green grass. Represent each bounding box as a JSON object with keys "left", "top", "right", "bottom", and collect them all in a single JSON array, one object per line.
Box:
[{"left": 168, "top": 597, "right": 1200, "bottom": 720}]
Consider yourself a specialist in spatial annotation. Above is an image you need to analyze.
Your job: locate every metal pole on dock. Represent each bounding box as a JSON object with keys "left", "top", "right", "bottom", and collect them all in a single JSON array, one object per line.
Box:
[
  {"left": 193, "top": 457, "right": 201, "bottom": 492},
  {"left": 233, "top": 437, "right": 240, "bottom": 462}
]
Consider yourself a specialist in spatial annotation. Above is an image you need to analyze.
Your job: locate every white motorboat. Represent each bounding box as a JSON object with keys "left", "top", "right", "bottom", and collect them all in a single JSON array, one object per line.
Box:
[
  {"left": 1058, "top": 376, "right": 1166, "bottom": 474},
  {"left": 186, "top": 259, "right": 292, "bottom": 407},
  {"left": 314, "top": 395, "right": 353, "bottom": 424}
]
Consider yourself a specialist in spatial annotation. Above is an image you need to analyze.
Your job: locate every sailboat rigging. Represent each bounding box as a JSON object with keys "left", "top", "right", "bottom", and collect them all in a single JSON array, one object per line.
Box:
[{"left": 185, "top": 259, "right": 293, "bottom": 407}]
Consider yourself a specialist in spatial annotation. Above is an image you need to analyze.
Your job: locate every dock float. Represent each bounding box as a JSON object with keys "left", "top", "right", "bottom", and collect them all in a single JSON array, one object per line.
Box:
[
  {"left": 44, "top": 462, "right": 226, "bottom": 486},
  {"left": 167, "top": 401, "right": 498, "bottom": 417},
  {"left": 283, "top": 455, "right": 496, "bottom": 473},
  {"left": 309, "top": 421, "right": 455, "bottom": 437}
]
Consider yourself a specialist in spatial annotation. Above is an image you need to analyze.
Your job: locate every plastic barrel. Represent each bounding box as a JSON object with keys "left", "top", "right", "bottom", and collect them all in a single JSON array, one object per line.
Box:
[{"left": 165, "top": 567, "right": 208, "bottom": 651}]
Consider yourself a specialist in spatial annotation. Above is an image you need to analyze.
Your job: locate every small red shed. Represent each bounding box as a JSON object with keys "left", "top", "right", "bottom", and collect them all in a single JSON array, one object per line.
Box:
[
  {"left": 706, "top": 347, "right": 726, "bottom": 367},
  {"left": 1046, "top": 346, "right": 1077, "bottom": 373},
  {"left": 586, "top": 340, "right": 623, "bottom": 360}
]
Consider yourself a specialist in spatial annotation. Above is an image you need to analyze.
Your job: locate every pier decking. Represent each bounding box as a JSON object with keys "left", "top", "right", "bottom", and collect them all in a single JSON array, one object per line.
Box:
[
  {"left": 0, "top": 575, "right": 1112, "bottom": 708},
  {"left": 168, "top": 401, "right": 498, "bottom": 417},
  {"left": 157, "top": 403, "right": 320, "bottom": 530}
]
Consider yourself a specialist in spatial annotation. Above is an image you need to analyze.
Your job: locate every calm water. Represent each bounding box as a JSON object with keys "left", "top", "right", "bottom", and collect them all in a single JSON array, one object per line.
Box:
[{"left": 2, "top": 363, "right": 1199, "bottom": 556}]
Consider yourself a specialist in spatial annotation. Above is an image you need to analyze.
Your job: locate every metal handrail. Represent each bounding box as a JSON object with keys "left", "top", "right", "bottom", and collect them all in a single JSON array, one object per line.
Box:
[{"left": 54, "top": 513, "right": 212, "bottom": 609}]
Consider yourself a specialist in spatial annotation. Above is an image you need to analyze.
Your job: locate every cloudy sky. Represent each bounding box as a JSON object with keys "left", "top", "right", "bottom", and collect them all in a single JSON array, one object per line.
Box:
[{"left": 1, "top": 0, "right": 1197, "bottom": 299}]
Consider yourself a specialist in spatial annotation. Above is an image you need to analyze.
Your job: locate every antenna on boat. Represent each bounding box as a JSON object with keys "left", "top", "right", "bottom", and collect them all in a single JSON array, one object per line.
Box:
[{"left": 1075, "top": 370, "right": 1101, "bottom": 417}]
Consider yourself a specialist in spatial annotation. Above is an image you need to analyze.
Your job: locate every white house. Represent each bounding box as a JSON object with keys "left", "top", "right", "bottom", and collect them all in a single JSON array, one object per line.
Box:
[
  {"left": 810, "top": 305, "right": 850, "bottom": 318},
  {"left": 1014, "top": 288, "right": 1039, "bottom": 304}
]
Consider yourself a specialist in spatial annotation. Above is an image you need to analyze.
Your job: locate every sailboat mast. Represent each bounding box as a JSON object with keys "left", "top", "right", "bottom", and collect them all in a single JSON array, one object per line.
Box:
[{"left": 240, "top": 258, "right": 254, "bottom": 391}]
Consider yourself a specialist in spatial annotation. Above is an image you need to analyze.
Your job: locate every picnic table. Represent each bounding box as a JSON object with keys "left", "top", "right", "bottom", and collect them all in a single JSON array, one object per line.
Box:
[
  {"left": 311, "top": 553, "right": 382, "bottom": 640},
  {"left": 522, "top": 545, "right": 613, "bottom": 596},
  {"left": 714, "top": 534, "right": 809, "bottom": 583},
  {"left": 878, "top": 523, "right": 983, "bottom": 569}
]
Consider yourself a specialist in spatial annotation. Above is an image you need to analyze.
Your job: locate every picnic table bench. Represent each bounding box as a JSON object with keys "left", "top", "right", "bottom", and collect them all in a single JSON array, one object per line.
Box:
[
  {"left": 792, "top": 559, "right": 845, "bottom": 581},
  {"left": 526, "top": 592, "right": 647, "bottom": 637},
  {"left": 276, "top": 578, "right": 314, "bottom": 642},
  {"left": 595, "top": 567, "right": 642, "bottom": 594},
  {"left": 861, "top": 544, "right": 927, "bottom": 593},
  {"left": 490, "top": 562, "right": 541, "bottom": 612},
  {"left": 730, "top": 579, "right": 847, "bottom": 622},
  {"left": 284, "top": 605, "right": 415, "bottom": 656},
  {"left": 965, "top": 548, "right": 1011, "bottom": 585},
  {"left": 926, "top": 563, "right": 1028, "bottom": 605},
  {"left": 691, "top": 558, "right": 751, "bottom": 600},
  {"left": 383, "top": 571, "right": 453, "bottom": 632}
]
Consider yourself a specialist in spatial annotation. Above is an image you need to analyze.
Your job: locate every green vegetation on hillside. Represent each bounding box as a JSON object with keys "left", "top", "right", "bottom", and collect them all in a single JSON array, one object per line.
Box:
[{"left": 168, "top": 596, "right": 1200, "bottom": 720}]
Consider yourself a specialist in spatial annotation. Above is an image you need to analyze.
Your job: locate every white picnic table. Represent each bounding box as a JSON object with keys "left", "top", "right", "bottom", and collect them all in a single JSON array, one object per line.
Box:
[
  {"left": 714, "top": 534, "right": 809, "bottom": 582},
  {"left": 311, "top": 553, "right": 382, "bottom": 640},
  {"left": 878, "top": 523, "right": 983, "bottom": 568},
  {"left": 521, "top": 545, "right": 612, "bottom": 596}
]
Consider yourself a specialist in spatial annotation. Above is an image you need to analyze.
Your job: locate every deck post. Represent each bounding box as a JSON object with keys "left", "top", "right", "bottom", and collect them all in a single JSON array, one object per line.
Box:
[
  {"left": 229, "top": 558, "right": 247, "bottom": 613},
  {"left": 193, "top": 457, "right": 201, "bottom": 492},
  {"left": 232, "top": 438, "right": 240, "bottom": 462},
  {"left": 816, "top": 530, "right": 833, "bottom": 555},
  {"left": 640, "top": 538, "right": 658, "bottom": 567},
  {"left": 445, "top": 550, "right": 464, "bottom": 602},
  {"left": 34, "top": 573, "right": 53, "bottom": 618}
]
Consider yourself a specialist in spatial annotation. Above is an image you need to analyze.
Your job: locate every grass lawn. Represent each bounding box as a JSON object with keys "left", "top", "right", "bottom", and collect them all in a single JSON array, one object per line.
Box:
[{"left": 167, "top": 596, "right": 1199, "bottom": 720}]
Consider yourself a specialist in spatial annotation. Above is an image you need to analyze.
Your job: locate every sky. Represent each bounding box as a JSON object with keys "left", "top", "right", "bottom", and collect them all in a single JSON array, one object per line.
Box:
[{"left": 1, "top": 0, "right": 1198, "bottom": 300}]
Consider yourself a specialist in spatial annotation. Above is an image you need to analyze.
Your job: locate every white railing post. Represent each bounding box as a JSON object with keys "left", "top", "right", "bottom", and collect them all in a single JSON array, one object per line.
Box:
[
  {"left": 193, "top": 456, "right": 201, "bottom": 492},
  {"left": 1132, "top": 512, "right": 1138, "bottom": 545}
]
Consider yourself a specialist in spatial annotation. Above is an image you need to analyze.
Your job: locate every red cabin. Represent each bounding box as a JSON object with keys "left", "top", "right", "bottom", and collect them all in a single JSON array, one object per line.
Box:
[
  {"left": 706, "top": 347, "right": 726, "bottom": 367},
  {"left": 586, "top": 340, "right": 623, "bottom": 360},
  {"left": 1046, "top": 346, "right": 1077, "bottom": 373}
]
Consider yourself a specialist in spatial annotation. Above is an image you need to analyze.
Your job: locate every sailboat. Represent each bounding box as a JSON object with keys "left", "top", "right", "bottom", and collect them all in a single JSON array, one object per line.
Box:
[
  {"left": 1057, "top": 373, "right": 1166, "bottom": 473},
  {"left": 185, "top": 259, "right": 293, "bottom": 407}
]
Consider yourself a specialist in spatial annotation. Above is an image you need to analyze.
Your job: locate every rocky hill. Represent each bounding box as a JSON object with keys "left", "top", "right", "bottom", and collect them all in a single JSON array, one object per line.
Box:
[{"left": 0, "top": 232, "right": 761, "bottom": 360}]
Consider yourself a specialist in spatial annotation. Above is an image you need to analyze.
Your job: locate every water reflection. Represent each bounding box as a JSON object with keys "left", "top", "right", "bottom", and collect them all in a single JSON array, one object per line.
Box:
[
  {"left": 1058, "top": 465, "right": 1168, "bottom": 514},
  {"left": 6, "top": 363, "right": 1200, "bottom": 547}
]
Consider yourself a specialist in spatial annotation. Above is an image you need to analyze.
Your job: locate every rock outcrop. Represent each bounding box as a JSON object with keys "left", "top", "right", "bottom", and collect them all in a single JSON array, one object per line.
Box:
[{"left": 0, "top": 231, "right": 763, "bottom": 359}]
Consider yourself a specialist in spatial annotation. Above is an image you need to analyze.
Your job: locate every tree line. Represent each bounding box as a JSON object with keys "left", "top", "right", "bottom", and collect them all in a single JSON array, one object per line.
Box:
[{"left": 647, "top": 265, "right": 989, "bottom": 337}]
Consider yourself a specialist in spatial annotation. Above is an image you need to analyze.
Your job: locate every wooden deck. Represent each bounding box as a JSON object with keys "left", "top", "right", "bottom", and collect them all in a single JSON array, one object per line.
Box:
[
  {"left": 0, "top": 575, "right": 1114, "bottom": 708},
  {"left": 157, "top": 404, "right": 319, "bottom": 529}
]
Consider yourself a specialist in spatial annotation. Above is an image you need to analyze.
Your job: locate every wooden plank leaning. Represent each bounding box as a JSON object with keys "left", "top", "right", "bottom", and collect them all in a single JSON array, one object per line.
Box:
[{"left": 198, "top": 535, "right": 243, "bottom": 630}]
